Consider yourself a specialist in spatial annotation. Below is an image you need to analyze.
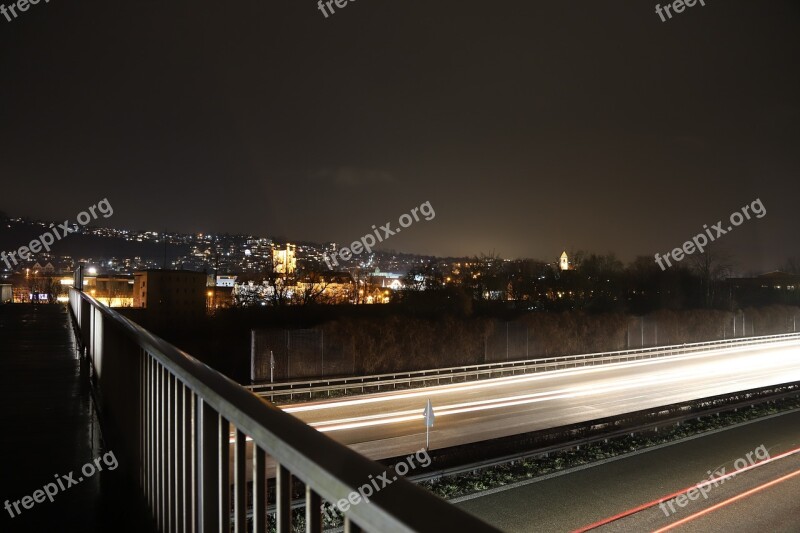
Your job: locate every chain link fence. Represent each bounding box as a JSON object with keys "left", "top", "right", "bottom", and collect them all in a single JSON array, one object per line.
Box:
[
  {"left": 252, "top": 320, "right": 534, "bottom": 382},
  {"left": 250, "top": 308, "right": 799, "bottom": 383},
  {"left": 251, "top": 328, "right": 358, "bottom": 382},
  {"left": 484, "top": 321, "right": 531, "bottom": 363}
]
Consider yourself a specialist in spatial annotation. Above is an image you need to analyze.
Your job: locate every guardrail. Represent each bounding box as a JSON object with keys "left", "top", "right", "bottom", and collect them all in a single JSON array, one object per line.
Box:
[
  {"left": 68, "top": 288, "right": 498, "bottom": 533},
  {"left": 248, "top": 332, "right": 800, "bottom": 402}
]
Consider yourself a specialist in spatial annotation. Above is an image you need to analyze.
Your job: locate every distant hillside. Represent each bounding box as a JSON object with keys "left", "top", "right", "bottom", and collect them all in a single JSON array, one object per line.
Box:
[{"left": 0, "top": 219, "right": 188, "bottom": 262}]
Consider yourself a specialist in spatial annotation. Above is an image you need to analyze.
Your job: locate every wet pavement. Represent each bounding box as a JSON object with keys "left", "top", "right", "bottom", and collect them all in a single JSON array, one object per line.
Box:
[{"left": 0, "top": 303, "right": 155, "bottom": 533}]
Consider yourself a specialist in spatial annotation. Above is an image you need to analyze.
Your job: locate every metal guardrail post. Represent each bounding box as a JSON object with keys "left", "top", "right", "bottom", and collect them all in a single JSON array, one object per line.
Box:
[
  {"left": 175, "top": 378, "right": 186, "bottom": 533},
  {"left": 276, "top": 465, "right": 292, "bottom": 533},
  {"left": 198, "top": 400, "right": 220, "bottom": 532},
  {"left": 234, "top": 430, "right": 247, "bottom": 533},
  {"left": 186, "top": 385, "right": 197, "bottom": 533},
  {"left": 219, "top": 418, "right": 231, "bottom": 533},
  {"left": 160, "top": 364, "right": 167, "bottom": 531},
  {"left": 166, "top": 372, "right": 173, "bottom": 532},
  {"left": 306, "top": 485, "right": 322, "bottom": 533},
  {"left": 253, "top": 446, "right": 267, "bottom": 533}
]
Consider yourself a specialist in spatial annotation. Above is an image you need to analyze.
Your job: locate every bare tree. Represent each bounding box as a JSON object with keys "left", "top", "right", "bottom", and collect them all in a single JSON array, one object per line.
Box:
[
  {"left": 690, "top": 243, "right": 733, "bottom": 308},
  {"left": 784, "top": 257, "right": 800, "bottom": 274},
  {"left": 456, "top": 253, "right": 504, "bottom": 301},
  {"left": 232, "top": 280, "right": 264, "bottom": 306},
  {"left": 351, "top": 267, "right": 370, "bottom": 305},
  {"left": 266, "top": 272, "right": 294, "bottom": 306},
  {"left": 44, "top": 276, "right": 62, "bottom": 304},
  {"left": 293, "top": 271, "right": 331, "bottom": 306},
  {"left": 506, "top": 259, "right": 546, "bottom": 304},
  {"left": 403, "top": 262, "right": 445, "bottom": 293}
]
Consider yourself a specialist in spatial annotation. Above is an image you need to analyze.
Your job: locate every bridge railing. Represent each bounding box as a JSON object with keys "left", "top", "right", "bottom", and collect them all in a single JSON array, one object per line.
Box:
[
  {"left": 68, "top": 288, "right": 497, "bottom": 533},
  {"left": 248, "top": 332, "right": 800, "bottom": 402}
]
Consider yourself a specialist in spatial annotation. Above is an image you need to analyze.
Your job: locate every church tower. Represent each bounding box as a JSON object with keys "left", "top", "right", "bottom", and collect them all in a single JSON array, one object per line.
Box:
[{"left": 559, "top": 251, "right": 569, "bottom": 271}]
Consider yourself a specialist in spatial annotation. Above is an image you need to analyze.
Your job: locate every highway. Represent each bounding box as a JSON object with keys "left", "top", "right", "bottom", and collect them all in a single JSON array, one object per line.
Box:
[
  {"left": 454, "top": 407, "right": 800, "bottom": 532},
  {"left": 583, "top": 445, "right": 800, "bottom": 532},
  {"left": 279, "top": 339, "right": 800, "bottom": 461}
]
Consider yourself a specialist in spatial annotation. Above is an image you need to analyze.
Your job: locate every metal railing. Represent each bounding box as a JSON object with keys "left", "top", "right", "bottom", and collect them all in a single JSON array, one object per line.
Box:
[
  {"left": 248, "top": 332, "right": 800, "bottom": 402},
  {"left": 68, "top": 288, "right": 498, "bottom": 533}
]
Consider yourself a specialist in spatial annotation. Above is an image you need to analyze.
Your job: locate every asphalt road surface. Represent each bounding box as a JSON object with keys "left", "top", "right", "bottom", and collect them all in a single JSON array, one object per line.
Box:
[
  {"left": 280, "top": 339, "right": 800, "bottom": 461},
  {"left": 454, "top": 409, "right": 800, "bottom": 532}
]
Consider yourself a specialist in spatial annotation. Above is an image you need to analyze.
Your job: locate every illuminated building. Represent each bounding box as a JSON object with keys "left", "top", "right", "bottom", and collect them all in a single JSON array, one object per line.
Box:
[
  {"left": 296, "top": 272, "right": 354, "bottom": 304},
  {"left": 560, "top": 251, "right": 571, "bottom": 271},
  {"left": 1, "top": 283, "right": 12, "bottom": 303},
  {"left": 273, "top": 244, "right": 297, "bottom": 275}
]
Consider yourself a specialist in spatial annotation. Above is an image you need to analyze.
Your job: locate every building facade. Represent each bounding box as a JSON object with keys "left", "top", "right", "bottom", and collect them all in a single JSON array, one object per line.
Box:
[{"left": 133, "top": 270, "right": 207, "bottom": 321}]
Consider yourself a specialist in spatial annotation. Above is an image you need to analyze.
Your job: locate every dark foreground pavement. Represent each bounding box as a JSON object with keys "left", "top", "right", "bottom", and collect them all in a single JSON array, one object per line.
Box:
[
  {"left": 455, "top": 408, "right": 800, "bottom": 532},
  {"left": 0, "top": 303, "right": 154, "bottom": 533}
]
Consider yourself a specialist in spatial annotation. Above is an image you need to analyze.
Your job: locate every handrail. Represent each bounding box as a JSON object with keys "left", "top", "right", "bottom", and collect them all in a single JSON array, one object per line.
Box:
[
  {"left": 69, "top": 288, "right": 498, "bottom": 533},
  {"left": 248, "top": 332, "right": 800, "bottom": 400}
]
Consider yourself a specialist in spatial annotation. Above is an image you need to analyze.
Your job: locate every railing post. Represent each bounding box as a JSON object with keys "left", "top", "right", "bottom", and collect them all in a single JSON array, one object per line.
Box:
[
  {"left": 276, "top": 464, "right": 292, "bottom": 533},
  {"left": 157, "top": 363, "right": 164, "bottom": 529},
  {"left": 198, "top": 400, "right": 220, "bottom": 532},
  {"left": 167, "top": 373, "right": 174, "bottom": 533},
  {"left": 186, "top": 387, "right": 196, "bottom": 533},
  {"left": 174, "top": 376, "right": 185, "bottom": 533},
  {"left": 252, "top": 447, "right": 267, "bottom": 533},
  {"left": 306, "top": 485, "right": 322, "bottom": 533},
  {"left": 162, "top": 364, "right": 170, "bottom": 532},
  {"left": 150, "top": 357, "right": 157, "bottom": 514},
  {"left": 219, "top": 418, "right": 231, "bottom": 533},
  {"left": 142, "top": 351, "right": 150, "bottom": 506},
  {"left": 234, "top": 430, "right": 247, "bottom": 533}
]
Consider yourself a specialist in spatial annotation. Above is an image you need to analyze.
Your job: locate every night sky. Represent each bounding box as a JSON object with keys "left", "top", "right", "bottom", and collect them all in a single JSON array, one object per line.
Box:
[{"left": 1, "top": 1, "right": 798, "bottom": 273}]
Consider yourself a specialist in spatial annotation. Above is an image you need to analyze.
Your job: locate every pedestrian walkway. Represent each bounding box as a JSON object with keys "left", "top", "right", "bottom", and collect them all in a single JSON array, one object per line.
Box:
[{"left": 0, "top": 304, "right": 154, "bottom": 532}]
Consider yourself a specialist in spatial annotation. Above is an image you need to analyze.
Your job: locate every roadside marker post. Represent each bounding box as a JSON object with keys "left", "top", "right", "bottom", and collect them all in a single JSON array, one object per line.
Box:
[{"left": 423, "top": 399, "right": 435, "bottom": 449}]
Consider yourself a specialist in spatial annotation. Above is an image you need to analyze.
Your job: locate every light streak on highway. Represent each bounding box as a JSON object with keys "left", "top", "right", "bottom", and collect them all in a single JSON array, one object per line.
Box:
[
  {"left": 309, "top": 372, "right": 700, "bottom": 433},
  {"left": 573, "top": 445, "right": 800, "bottom": 532},
  {"left": 652, "top": 466, "right": 800, "bottom": 533},
  {"left": 276, "top": 339, "right": 800, "bottom": 460},
  {"left": 228, "top": 338, "right": 800, "bottom": 491},
  {"left": 281, "top": 342, "right": 792, "bottom": 415}
]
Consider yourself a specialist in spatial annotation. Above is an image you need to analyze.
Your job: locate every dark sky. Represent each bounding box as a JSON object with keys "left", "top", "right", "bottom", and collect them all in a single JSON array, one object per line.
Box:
[{"left": 1, "top": 1, "right": 798, "bottom": 273}]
